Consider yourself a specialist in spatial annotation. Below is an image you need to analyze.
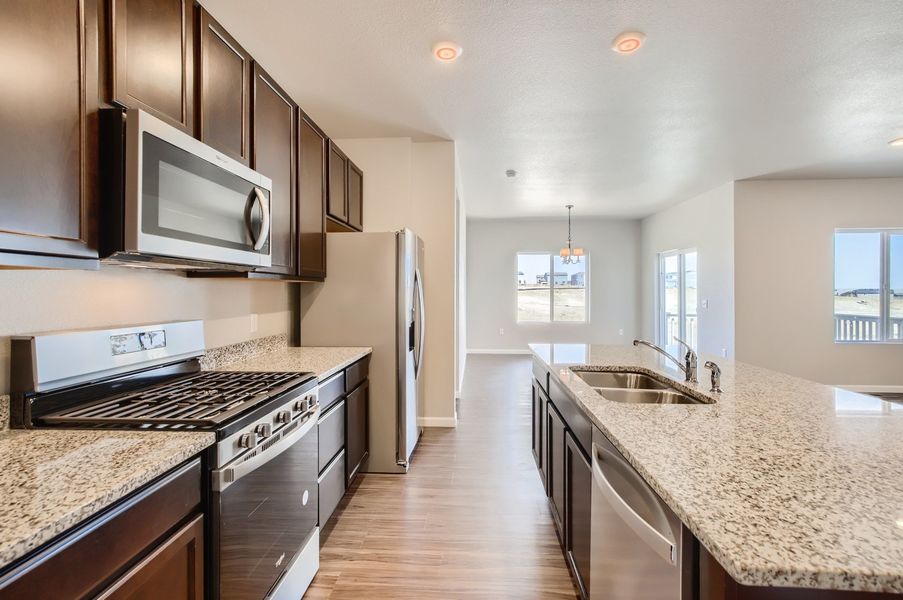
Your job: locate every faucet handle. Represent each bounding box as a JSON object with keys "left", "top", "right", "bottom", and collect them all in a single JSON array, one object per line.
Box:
[{"left": 704, "top": 360, "right": 722, "bottom": 393}]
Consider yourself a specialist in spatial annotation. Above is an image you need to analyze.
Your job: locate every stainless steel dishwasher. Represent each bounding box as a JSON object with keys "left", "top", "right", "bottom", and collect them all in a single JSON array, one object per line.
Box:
[{"left": 590, "top": 427, "right": 688, "bottom": 599}]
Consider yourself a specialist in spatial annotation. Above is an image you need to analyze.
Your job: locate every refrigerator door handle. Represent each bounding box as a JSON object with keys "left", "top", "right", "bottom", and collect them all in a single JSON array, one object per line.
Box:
[{"left": 413, "top": 267, "right": 426, "bottom": 379}]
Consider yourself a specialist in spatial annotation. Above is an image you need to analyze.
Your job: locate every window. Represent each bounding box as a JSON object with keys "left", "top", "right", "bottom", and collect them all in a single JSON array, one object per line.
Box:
[
  {"left": 657, "top": 249, "right": 697, "bottom": 349},
  {"left": 516, "top": 253, "right": 588, "bottom": 323},
  {"left": 833, "top": 229, "right": 903, "bottom": 343}
]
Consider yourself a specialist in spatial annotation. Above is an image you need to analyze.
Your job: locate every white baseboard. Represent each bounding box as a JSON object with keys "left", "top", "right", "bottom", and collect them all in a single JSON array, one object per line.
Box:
[
  {"left": 839, "top": 384, "right": 903, "bottom": 394},
  {"left": 418, "top": 416, "right": 457, "bottom": 428},
  {"left": 467, "top": 348, "right": 532, "bottom": 355}
]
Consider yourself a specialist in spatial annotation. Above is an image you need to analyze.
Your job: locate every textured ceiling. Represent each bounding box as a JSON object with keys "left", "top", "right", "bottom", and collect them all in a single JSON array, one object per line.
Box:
[{"left": 203, "top": 0, "right": 903, "bottom": 218}]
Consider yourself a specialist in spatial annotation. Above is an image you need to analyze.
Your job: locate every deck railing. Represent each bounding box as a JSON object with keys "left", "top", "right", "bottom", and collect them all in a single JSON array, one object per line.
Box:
[
  {"left": 665, "top": 314, "right": 698, "bottom": 349},
  {"left": 834, "top": 314, "right": 903, "bottom": 341}
]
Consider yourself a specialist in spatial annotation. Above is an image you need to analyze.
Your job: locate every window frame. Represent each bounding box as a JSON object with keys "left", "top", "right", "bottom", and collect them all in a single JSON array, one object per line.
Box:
[
  {"left": 656, "top": 248, "right": 697, "bottom": 349},
  {"left": 515, "top": 251, "right": 590, "bottom": 324},
  {"left": 833, "top": 228, "right": 903, "bottom": 344}
]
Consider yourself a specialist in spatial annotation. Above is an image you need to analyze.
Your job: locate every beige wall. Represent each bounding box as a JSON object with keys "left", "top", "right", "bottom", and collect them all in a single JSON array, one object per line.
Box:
[
  {"left": 0, "top": 266, "right": 292, "bottom": 393},
  {"left": 466, "top": 217, "right": 641, "bottom": 351},
  {"left": 334, "top": 137, "right": 458, "bottom": 425},
  {"left": 640, "top": 182, "right": 735, "bottom": 358},
  {"left": 734, "top": 178, "right": 903, "bottom": 385}
]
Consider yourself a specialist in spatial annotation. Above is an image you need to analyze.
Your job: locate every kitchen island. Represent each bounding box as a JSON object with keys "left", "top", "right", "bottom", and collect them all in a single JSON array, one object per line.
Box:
[{"left": 530, "top": 343, "right": 903, "bottom": 597}]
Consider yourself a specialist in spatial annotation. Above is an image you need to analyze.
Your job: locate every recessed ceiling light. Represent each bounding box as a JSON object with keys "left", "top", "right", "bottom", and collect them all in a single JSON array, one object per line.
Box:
[
  {"left": 612, "top": 31, "right": 646, "bottom": 54},
  {"left": 890, "top": 137, "right": 903, "bottom": 147},
  {"left": 432, "top": 41, "right": 462, "bottom": 62},
  {"left": 506, "top": 169, "right": 517, "bottom": 178}
]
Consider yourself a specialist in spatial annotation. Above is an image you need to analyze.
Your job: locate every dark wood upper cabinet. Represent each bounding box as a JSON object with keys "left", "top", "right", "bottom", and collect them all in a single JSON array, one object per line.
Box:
[
  {"left": 327, "top": 142, "right": 348, "bottom": 223},
  {"left": 297, "top": 111, "right": 327, "bottom": 279},
  {"left": 196, "top": 7, "right": 250, "bottom": 164},
  {"left": 251, "top": 63, "right": 297, "bottom": 276},
  {"left": 347, "top": 160, "right": 363, "bottom": 231},
  {"left": 0, "top": 0, "right": 100, "bottom": 268},
  {"left": 110, "top": 0, "right": 195, "bottom": 133}
]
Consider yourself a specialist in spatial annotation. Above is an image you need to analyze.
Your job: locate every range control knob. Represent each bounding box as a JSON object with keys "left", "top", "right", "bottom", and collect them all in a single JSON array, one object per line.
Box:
[
  {"left": 255, "top": 423, "right": 273, "bottom": 438},
  {"left": 276, "top": 410, "right": 292, "bottom": 424},
  {"left": 293, "top": 398, "right": 308, "bottom": 412},
  {"left": 239, "top": 433, "right": 258, "bottom": 449}
]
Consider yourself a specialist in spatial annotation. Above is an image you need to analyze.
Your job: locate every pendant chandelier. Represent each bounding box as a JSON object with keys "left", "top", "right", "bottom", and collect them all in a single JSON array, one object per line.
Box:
[{"left": 560, "top": 204, "right": 584, "bottom": 264}]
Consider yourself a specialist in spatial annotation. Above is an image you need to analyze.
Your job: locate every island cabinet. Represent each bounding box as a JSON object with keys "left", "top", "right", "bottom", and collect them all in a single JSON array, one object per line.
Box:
[
  {"left": 316, "top": 355, "right": 371, "bottom": 527},
  {"left": 108, "top": 0, "right": 195, "bottom": 133},
  {"left": 326, "top": 142, "right": 364, "bottom": 232},
  {"left": 531, "top": 356, "right": 593, "bottom": 600},
  {"left": 0, "top": 0, "right": 100, "bottom": 269},
  {"left": 0, "top": 459, "right": 204, "bottom": 599}
]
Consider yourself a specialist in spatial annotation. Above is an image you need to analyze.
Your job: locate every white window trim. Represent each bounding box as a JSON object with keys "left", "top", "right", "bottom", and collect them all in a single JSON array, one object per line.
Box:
[
  {"left": 834, "top": 228, "right": 903, "bottom": 344},
  {"left": 516, "top": 252, "right": 590, "bottom": 324}
]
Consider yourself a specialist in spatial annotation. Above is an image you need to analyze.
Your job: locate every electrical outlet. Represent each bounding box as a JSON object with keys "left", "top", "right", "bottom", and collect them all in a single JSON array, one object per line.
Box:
[
  {"left": 618, "top": 328, "right": 624, "bottom": 336},
  {"left": 499, "top": 328, "right": 504, "bottom": 335},
  {"left": 250, "top": 313, "right": 259, "bottom": 334},
  {"left": 721, "top": 348, "right": 727, "bottom": 358}
]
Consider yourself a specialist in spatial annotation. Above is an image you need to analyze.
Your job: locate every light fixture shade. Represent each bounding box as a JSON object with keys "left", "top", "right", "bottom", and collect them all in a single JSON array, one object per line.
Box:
[
  {"left": 560, "top": 248, "right": 570, "bottom": 258},
  {"left": 573, "top": 247, "right": 585, "bottom": 257}
]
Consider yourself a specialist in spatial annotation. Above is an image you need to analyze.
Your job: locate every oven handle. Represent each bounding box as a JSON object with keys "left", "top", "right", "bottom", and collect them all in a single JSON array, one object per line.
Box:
[{"left": 213, "top": 407, "right": 319, "bottom": 493}]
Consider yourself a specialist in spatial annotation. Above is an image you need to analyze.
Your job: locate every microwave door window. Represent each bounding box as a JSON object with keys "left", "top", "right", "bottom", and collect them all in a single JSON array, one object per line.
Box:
[{"left": 141, "top": 133, "right": 269, "bottom": 254}]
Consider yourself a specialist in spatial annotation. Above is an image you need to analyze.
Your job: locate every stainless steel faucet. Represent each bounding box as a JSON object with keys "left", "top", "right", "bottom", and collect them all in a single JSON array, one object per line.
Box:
[
  {"left": 632, "top": 338, "right": 698, "bottom": 383},
  {"left": 704, "top": 361, "right": 722, "bottom": 393}
]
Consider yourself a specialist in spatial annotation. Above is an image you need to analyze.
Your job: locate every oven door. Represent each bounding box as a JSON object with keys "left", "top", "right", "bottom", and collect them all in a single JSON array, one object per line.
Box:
[
  {"left": 212, "top": 410, "right": 319, "bottom": 600},
  {"left": 125, "top": 108, "right": 273, "bottom": 268}
]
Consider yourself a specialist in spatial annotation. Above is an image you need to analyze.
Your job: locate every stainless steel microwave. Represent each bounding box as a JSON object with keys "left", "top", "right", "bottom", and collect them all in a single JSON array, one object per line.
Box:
[{"left": 101, "top": 108, "right": 272, "bottom": 270}]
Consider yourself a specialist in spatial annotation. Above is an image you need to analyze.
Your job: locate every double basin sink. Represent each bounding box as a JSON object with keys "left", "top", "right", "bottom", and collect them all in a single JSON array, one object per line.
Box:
[{"left": 571, "top": 370, "right": 709, "bottom": 405}]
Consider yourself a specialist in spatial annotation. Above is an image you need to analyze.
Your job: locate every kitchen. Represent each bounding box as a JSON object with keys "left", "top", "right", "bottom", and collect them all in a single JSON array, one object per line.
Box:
[{"left": 1, "top": 1, "right": 903, "bottom": 599}]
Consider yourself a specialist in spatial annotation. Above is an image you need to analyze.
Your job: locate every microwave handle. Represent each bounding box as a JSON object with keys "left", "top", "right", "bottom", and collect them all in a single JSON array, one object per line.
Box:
[{"left": 245, "top": 187, "right": 271, "bottom": 251}]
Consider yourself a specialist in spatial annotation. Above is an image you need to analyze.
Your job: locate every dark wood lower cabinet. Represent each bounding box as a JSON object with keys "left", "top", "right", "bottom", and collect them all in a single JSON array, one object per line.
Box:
[
  {"left": 565, "top": 431, "right": 592, "bottom": 599},
  {"left": 0, "top": 459, "right": 202, "bottom": 598},
  {"left": 96, "top": 514, "right": 204, "bottom": 600},
  {"left": 345, "top": 380, "right": 369, "bottom": 486},
  {"left": 546, "top": 401, "right": 566, "bottom": 538}
]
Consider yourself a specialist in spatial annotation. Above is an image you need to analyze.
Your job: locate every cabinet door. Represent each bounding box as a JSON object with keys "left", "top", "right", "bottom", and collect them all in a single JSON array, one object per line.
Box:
[
  {"left": 197, "top": 7, "right": 250, "bottom": 164},
  {"left": 297, "top": 112, "right": 327, "bottom": 279},
  {"left": 347, "top": 161, "right": 363, "bottom": 231},
  {"left": 111, "top": 0, "right": 195, "bottom": 133},
  {"left": 546, "top": 401, "right": 566, "bottom": 538},
  {"left": 0, "top": 0, "right": 99, "bottom": 267},
  {"left": 345, "top": 380, "right": 369, "bottom": 486},
  {"left": 251, "top": 63, "right": 297, "bottom": 275},
  {"left": 565, "top": 431, "right": 592, "bottom": 599},
  {"left": 327, "top": 142, "right": 347, "bottom": 222},
  {"left": 532, "top": 379, "right": 544, "bottom": 484},
  {"left": 96, "top": 515, "right": 204, "bottom": 600}
]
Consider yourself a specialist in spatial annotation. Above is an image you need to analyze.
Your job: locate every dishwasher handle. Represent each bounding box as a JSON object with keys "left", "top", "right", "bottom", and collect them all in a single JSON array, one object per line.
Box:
[{"left": 592, "top": 442, "right": 677, "bottom": 565}]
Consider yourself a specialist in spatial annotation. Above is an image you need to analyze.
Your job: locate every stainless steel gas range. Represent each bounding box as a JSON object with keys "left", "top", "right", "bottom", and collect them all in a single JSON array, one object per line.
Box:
[{"left": 10, "top": 320, "right": 319, "bottom": 600}]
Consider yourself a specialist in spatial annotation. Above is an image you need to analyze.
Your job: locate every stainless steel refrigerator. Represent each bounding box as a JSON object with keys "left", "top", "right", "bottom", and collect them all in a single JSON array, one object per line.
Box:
[{"left": 299, "top": 228, "right": 424, "bottom": 473}]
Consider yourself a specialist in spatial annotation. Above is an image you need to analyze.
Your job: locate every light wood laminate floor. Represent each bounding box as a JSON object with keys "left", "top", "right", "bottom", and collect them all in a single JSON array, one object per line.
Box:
[{"left": 307, "top": 354, "right": 579, "bottom": 599}]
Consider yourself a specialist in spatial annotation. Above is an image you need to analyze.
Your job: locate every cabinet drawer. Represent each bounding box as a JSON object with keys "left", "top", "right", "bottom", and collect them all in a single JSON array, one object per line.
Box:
[
  {"left": 318, "top": 450, "right": 346, "bottom": 526},
  {"left": 345, "top": 355, "right": 370, "bottom": 393},
  {"left": 318, "top": 399, "right": 345, "bottom": 472},
  {"left": 318, "top": 371, "right": 345, "bottom": 412},
  {"left": 533, "top": 359, "right": 549, "bottom": 394},
  {"left": 0, "top": 459, "right": 201, "bottom": 598}
]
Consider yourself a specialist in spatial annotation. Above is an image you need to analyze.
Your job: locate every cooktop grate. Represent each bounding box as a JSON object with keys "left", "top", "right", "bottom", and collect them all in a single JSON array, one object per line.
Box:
[{"left": 40, "top": 371, "right": 307, "bottom": 428}]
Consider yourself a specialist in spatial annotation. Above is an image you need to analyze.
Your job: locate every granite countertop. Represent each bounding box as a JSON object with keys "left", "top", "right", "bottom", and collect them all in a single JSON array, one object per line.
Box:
[
  {"left": 216, "top": 346, "right": 372, "bottom": 380},
  {"left": 0, "top": 429, "right": 213, "bottom": 569},
  {"left": 530, "top": 343, "right": 903, "bottom": 594}
]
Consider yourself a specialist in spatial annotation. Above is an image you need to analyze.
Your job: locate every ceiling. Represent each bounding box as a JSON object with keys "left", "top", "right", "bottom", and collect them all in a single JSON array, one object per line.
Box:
[{"left": 203, "top": 0, "right": 903, "bottom": 219}]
